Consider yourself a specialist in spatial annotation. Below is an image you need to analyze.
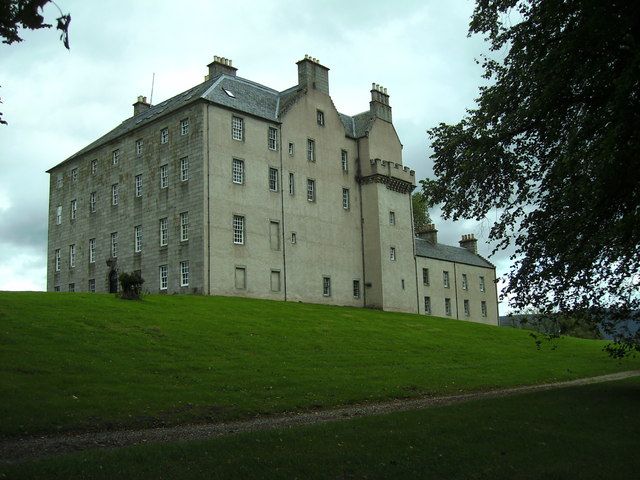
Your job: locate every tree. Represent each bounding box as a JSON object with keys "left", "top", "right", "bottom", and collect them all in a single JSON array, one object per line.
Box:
[
  {"left": 0, "top": 0, "right": 71, "bottom": 124},
  {"left": 412, "top": 192, "right": 432, "bottom": 231},
  {"left": 424, "top": 0, "right": 640, "bottom": 353},
  {"left": 119, "top": 271, "right": 145, "bottom": 300}
]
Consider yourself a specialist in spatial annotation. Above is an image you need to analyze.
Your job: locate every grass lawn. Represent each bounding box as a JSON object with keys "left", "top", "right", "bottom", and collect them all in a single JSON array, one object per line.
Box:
[
  {"left": 3, "top": 377, "right": 639, "bottom": 479},
  {"left": 1, "top": 292, "right": 638, "bottom": 437}
]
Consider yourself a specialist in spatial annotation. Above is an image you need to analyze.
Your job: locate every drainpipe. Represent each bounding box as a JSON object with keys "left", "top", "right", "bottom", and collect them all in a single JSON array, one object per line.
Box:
[
  {"left": 205, "top": 103, "right": 212, "bottom": 295},
  {"left": 453, "top": 262, "right": 459, "bottom": 320},
  {"left": 278, "top": 123, "right": 287, "bottom": 301},
  {"left": 356, "top": 139, "right": 366, "bottom": 307},
  {"left": 409, "top": 190, "right": 419, "bottom": 313}
]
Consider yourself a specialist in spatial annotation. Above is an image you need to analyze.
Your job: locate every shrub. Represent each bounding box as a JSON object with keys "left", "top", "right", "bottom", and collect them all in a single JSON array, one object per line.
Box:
[{"left": 119, "top": 271, "right": 145, "bottom": 300}]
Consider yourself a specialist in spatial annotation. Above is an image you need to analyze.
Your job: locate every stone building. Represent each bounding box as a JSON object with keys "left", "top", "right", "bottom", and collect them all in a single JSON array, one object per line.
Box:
[{"left": 46, "top": 55, "right": 498, "bottom": 325}]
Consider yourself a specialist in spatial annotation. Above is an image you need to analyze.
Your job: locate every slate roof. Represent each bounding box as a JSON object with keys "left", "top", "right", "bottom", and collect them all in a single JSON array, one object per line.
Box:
[
  {"left": 415, "top": 237, "right": 495, "bottom": 269},
  {"left": 52, "top": 73, "right": 373, "bottom": 169}
]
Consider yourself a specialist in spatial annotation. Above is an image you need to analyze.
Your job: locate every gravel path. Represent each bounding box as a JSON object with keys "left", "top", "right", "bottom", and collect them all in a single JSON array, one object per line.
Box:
[{"left": 2, "top": 370, "right": 638, "bottom": 464}]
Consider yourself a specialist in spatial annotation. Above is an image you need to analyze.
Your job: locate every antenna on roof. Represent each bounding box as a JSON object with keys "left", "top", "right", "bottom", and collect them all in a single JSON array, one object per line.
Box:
[{"left": 149, "top": 72, "right": 156, "bottom": 105}]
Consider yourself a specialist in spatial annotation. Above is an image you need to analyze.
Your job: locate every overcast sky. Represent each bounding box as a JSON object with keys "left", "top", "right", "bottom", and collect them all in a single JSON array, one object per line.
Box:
[{"left": 0, "top": 0, "right": 513, "bottom": 313}]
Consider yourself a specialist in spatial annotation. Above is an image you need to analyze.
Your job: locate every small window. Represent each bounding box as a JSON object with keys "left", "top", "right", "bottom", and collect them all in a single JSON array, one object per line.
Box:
[
  {"left": 112, "top": 184, "right": 119, "bottom": 206},
  {"left": 289, "top": 172, "right": 295, "bottom": 196},
  {"left": 307, "top": 179, "right": 316, "bottom": 202},
  {"left": 233, "top": 215, "right": 245, "bottom": 244},
  {"left": 341, "top": 150, "right": 348, "bottom": 172},
  {"left": 159, "top": 218, "right": 168, "bottom": 246},
  {"left": 481, "top": 301, "right": 488, "bottom": 317},
  {"left": 235, "top": 267, "right": 246, "bottom": 289},
  {"left": 160, "top": 164, "right": 168, "bottom": 188},
  {"left": 159, "top": 265, "right": 168, "bottom": 290},
  {"left": 445, "top": 298, "right": 452, "bottom": 316},
  {"left": 134, "top": 225, "right": 143, "bottom": 253},
  {"left": 88, "top": 279, "right": 96, "bottom": 293},
  {"left": 68, "top": 283, "right": 75, "bottom": 293},
  {"left": 322, "top": 276, "right": 331, "bottom": 297},
  {"left": 180, "top": 118, "right": 189, "bottom": 135},
  {"left": 180, "top": 157, "right": 189, "bottom": 181},
  {"left": 180, "top": 212, "right": 189, "bottom": 241},
  {"left": 268, "top": 127, "right": 278, "bottom": 151},
  {"left": 69, "top": 198, "right": 76, "bottom": 219},
  {"left": 89, "top": 238, "right": 96, "bottom": 263},
  {"left": 464, "top": 299, "right": 470, "bottom": 317},
  {"left": 54, "top": 249, "right": 60, "bottom": 271},
  {"left": 389, "top": 211, "right": 396, "bottom": 225},
  {"left": 232, "top": 116, "right": 244, "bottom": 141},
  {"left": 269, "top": 167, "right": 279, "bottom": 192},
  {"left": 180, "top": 261, "right": 189, "bottom": 287},
  {"left": 111, "top": 232, "right": 118, "bottom": 258},
  {"left": 443, "top": 270, "right": 450, "bottom": 288},
  {"left": 160, "top": 128, "right": 169, "bottom": 144},
  {"left": 112, "top": 149, "right": 120, "bottom": 165},
  {"left": 307, "top": 139, "right": 315, "bottom": 162},
  {"left": 291, "top": 232, "right": 297, "bottom": 244},
  {"left": 390, "top": 247, "right": 396, "bottom": 261},
  {"left": 90, "top": 192, "right": 96, "bottom": 213},
  {"left": 353, "top": 280, "right": 360, "bottom": 299},
  {"left": 424, "top": 296, "right": 431, "bottom": 314},
  {"left": 462, "top": 274, "right": 468, "bottom": 290},
  {"left": 269, "top": 221, "right": 280, "bottom": 251},
  {"left": 71, "top": 168, "right": 78, "bottom": 182},
  {"left": 56, "top": 173, "right": 63, "bottom": 188},
  {"left": 135, "top": 174, "right": 143, "bottom": 197},
  {"left": 56, "top": 205, "right": 62, "bottom": 225},
  {"left": 422, "top": 268, "right": 430, "bottom": 286},
  {"left": 401, "top": 279, "right": 405, "bottom": 290},
  {"left": 479, "top": 276, "right": 486, "bottom": 292},
  {"left": 54, "top": 285, "right": 60, "bottom": 292},
  {"left": 91, "top": 159, "right": 97, "bottom": 174},
  {"left": 270, "top": 270, "right": 281, "bottom": 292},
  {"left": 223, "top": 87, "right": 235, "bottom": 98},
  {"left": 288, "top": 142, "right": 294, "bottom": 156},
  {"left": 317, "top": 110, "right": 325, "bottom": 126},
  {"left": 232, "top": 158, "right": 244, "bottom": 184},
  {"left": 342, "top": 188, "right": 350, "bottom": 210},
  {"left": 136, "top": 139, "right": 143, "bottom": 156}
]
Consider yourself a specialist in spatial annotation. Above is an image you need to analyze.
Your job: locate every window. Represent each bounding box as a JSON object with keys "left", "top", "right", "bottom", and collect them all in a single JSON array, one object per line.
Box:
[
  {"left": 307, "top": 139, "right": 315, "bottom": 162},
  {"left": 443, "top": 270, "right": 450, "bottom": 288},
  {"left": 55, "top": 249, "right": 60, "bottom": 271},
  {"left": 136, "top": 139, "right": 143, "bottom": 156},
  {"left": 342, "top": 188, "right": 350, "bottom": 210},
  {"left": 270, "top": 270, "right": 281, "bottom": 292},
  {"left": 462, "top": 274, "right": 468, "bottom": 290},
  {"left": 353, "top": 280, "right": 360, "bottom": 299},
  {"left": 90, "top": 192, "right": 96, "bottom": 213},
  {"left": 54, "top": 285, "right": 60, "bottom": 292},
  {"left": 390, "top": 247, "right": 396, "bottom": 261},
  {"left": 307, "top": 178, "right": 316, "bottom": 202},
  {"left": 464, "top": 299, "right": 470, "bottom": 317},
  {"left": 56, "top": 173, "right": 63, "bottom": 188},
  {"left": 135, "top": 174, "right": 143, "bottom": 197},
  {"left": 56, "top": 205, "right": 62, "bottom": 225},
  {"left": 235, "top": 267, "right": 246, "bottom": 289},
  {"left": 180, "top": 212, "right": 189, "bottom": 241},
  {"left": 422, "top": 268, "right": 430, "bottom": 286},
  {"left": 401, "top": 279, "right": 405, "bottom": 290},
  {"left": 180, "top": 157, "right": 189, "bottom": 181},
  {"left": 317, "top": 110, "right": 325, "bottom": 126},
  {"left": 88, "top": 279, "right": 96, "bottom": 293},
  {"left": 232, "top": 116, "right": 244, "bottom": 141},
  {"left": 160, "top": 128, "right": 169, "bottom": 144},
  {"left": 91, "top": 159, "right": 97, "bottom": 174},
  {"left": 68, "top": 283, "right": 75, "bottom": 292},
  {"left": 69, "top": 244, "right": 76, "bottom": 268},
  {"left": 180, "top": 261, "right": 189, "bottom": 287},
  {"left": 288, "top": 142, "right": 294, "bottom": 156},
  {"left": 322, "top": 276, "right": 331, "bottom": 297},
  {"left": 232, "top": 158, "right": 244, "bottom": 184},
  {"left": 134, "top": 225, "right": 142, "bottom": 252},
  {"left": 341, "top": 150, "right": 348, "bottom": 172},
  {"left": 481, "top": 301, "right": 488, "bottom": 317},
  {"left": 233, "top": 215, "right": 245, "bottom": 244},
  {"left": 424, "top": 296, "right": 432, "bottom": 314},
  {"left": 69, "top": 200, "right": 76, "bottom": 221},
  {"left": 112, "top": 149, "right": 120, "bottom": 165},
  {"left": 479, "top": 276, "right": 486, "bottom": 292},
  {"left": 269, "top": 167, "right": 279, "bottom": 192},
  {"left": 111, "top": 232, "right": 118, "bottom": 258},
  {"left": 160, "top": 164, "right": 168, "bottom": 188},
  {"left": 289, "top": 172, "right": 295, "bottom": 195},
  {"left": 71, "top": 168, "right": 78, "bottom": 182},
  {"left": 445, "top": 298, "right": 452, "bottom": 316},
  {"left": 112, "top": 184, "right": 119, "bottom": 205},
  {"left": 159, "top": 218, "right": 168, "bottom": 246},
  {"left": 389, "top": 211, "right": 396, "bottom": 225},
  {"left": 268, "top": 127, "right": 278, "bottom": 150},
  {"left": 89, "top": 238, "right": 96, "bottom": 263},
  {"left": 269, "top": 221, "right": 280, "bottom": 251},
  {"left": 159, "top": 265, "right": 168, "bottom": 290},
  {"left": 291, "top": 232, "right": 297, "bottom": 244},
  {"left": 180, "top": 118, "right": 189, "bottom": 135}
]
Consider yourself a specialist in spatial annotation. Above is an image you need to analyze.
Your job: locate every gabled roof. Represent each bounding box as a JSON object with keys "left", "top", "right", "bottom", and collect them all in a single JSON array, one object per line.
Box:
[{"left": 415, "top": 237, "right": 495, "bottom": 269}]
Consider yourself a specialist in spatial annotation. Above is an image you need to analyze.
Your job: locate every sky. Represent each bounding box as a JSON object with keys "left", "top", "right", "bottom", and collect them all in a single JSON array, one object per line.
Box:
[{"left": 0, "top": 0, "right": 513, "bottom": 312}]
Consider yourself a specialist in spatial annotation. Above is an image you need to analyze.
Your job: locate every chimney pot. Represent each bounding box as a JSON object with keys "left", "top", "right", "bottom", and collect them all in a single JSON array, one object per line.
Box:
[
  {"left": 208, "top": 55, "right": 238, "bottom": 78},
  {"left": 459, "top": 234, "right": 478, "bottom": 254},
  {"left": 133, "top": 95, "right": 151, "bottom": 116}
]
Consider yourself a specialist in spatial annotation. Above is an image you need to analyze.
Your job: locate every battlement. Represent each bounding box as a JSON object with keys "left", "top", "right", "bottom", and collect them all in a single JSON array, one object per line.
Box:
[{"left": 362, "top": 158, "right": 415, "bottom": 185}]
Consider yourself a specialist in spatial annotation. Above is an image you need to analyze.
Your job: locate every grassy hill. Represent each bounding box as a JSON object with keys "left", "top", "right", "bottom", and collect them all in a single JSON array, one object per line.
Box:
[{"left": 1, "top": 291, "right": 638, "bottom": 438}]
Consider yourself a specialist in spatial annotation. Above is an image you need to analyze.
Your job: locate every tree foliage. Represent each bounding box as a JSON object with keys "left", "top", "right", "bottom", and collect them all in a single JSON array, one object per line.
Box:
[
  {"left": 0, "top": 0, "right": 71, "bottom": 124},
  {"left": 412, "top": 192, "right": 432, "bottom": 230},
  {"left": 424, "top": 0, "right": 640, "bottom": 349},
  {"left": 119, "top": 271, "right": 145, "bottom": 300}
]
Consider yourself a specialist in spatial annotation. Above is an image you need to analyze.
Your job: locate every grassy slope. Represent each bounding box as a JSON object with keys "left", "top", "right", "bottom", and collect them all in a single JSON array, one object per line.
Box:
[
  {"left": 4, "top": 377, "right": 639, "bottom": 479},
  {"left": 1, "top": 292, "right": 638, "bottom": 437}
]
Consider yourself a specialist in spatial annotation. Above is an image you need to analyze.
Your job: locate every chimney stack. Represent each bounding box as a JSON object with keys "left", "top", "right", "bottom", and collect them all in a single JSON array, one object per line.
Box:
[
  {"left": 207, "top": 55, "right": 238, "bottom": 80},
  {"left": 370, "top": 83, "right": 392, "bottom": 122},
  {"left": 416, "top": 223, "right": 438, "bottom": 244},
  {"left": 459, "top": 234, "right": 478, "bottom": 254},
  {"left": 296, "top": 54, "right": 330, "bottom": 94},
  {"left": 133, "top": 95, "right": 150, "bottom": 116}
]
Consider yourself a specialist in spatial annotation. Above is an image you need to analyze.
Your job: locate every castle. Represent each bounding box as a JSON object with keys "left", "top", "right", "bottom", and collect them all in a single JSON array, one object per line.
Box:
[{"left": 46, "top": 55, "right": 498, "bottom": 324}]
